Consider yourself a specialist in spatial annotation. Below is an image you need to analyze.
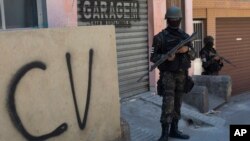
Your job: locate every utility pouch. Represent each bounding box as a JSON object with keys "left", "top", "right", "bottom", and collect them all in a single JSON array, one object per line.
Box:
[
  {"left": 184, "top": 70, "right": 194, "bottom": 93},
  {"left": 184, "top": 76, "right": 194, "bottom": 93}
]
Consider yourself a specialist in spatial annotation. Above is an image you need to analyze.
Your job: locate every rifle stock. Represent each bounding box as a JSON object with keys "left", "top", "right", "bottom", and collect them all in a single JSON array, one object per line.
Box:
[{"left": 221, "top": 57, "right": 237, "bottom": 67}]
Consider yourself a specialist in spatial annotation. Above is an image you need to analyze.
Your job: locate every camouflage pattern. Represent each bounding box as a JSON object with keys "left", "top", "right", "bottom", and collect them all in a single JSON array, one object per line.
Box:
[
  {"left": 154, "top": 7, "right": 192, "bottom": 141},
  {"left": 158, "top": 70, "right": 186, "bottom": 124},
  {"left": 150, "top": 25, "right": 195, "bottom": 127}
]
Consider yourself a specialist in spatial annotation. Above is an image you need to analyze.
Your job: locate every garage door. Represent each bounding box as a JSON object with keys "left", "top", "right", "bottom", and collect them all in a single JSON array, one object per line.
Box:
[
  {"left": 77, "top": 0, "right": 149, "bottom": 98},
  {"left": 216, "top": 18, "right": 250, "bottom": 95}
]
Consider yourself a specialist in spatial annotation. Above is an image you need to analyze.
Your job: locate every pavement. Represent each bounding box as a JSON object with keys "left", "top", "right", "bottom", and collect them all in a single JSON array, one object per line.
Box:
[{"left": 121, "top": 91, "right": 250, "bottom": 141}]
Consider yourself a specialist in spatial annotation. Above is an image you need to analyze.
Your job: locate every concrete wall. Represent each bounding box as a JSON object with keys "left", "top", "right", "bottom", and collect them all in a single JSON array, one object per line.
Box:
[
  {"left": 46, "top": 0, "right": 77, "bottom": 27},
  {"left": 184, "top": 85, "right": 209, "bottom": 113},
  {"left": 0, "top": 26, "right": 121, "bottom": 141},
  {"left": 184, "top": 75, "right": 232, "bottom": 113},
  {"left": 193, "top": 75, "right": 232, "bottom": 102}
]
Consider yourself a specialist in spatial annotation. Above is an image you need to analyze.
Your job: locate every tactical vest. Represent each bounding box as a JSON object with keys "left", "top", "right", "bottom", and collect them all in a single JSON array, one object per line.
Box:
[
  {"left": 156, "top": 27, "right": 192, "bottom": 72},
  {"left": 200, "top": 47, "right": 222, "bottom": 72}
]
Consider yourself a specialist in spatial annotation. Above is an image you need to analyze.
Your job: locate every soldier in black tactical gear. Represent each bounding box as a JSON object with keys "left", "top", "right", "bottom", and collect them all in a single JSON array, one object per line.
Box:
[
  {"left": 150, "top": 6, "right": 195, "bottom": 141},
  {"left": 200, "top": 36, "right": 224, "bottom": 75}
]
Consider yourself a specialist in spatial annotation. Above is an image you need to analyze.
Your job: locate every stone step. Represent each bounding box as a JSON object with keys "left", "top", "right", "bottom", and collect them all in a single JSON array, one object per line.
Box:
[{"left": 208, "top": 94, "right": 226, "bottom": 111}]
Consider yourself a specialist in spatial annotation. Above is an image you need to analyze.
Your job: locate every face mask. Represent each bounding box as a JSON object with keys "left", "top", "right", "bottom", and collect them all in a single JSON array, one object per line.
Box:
[
  {"left": 206, "top": 42, "right": 214, "bottom": 47},
  {"left": 167, "top": 18, "right": 181, "bottom": 29}
]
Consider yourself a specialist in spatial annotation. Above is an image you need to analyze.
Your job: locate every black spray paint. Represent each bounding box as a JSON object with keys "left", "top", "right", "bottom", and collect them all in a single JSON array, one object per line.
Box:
[
  {"left": 7, "top": 61, "right": 68, "bottom": 141},
  {"left": 66, "top": 49, "right": 93, "bottom": 130},
  {"left": 6, "top": 49, "right": 94, "bottom": 140}
]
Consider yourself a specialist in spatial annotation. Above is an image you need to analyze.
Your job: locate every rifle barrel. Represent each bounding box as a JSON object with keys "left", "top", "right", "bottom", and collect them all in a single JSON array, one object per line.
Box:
[
  {"left": 211, "top": 52, "right": 236, "bottom": 68},
  {"left": 137, "top": 32, "right": 198, "bottom": 82}
]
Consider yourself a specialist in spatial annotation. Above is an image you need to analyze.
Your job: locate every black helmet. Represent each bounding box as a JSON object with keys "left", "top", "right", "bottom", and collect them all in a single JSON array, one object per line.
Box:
[
  {"left": 204, "top": 36, "right": 214, "bottom": 47},
  {"left": 165, "top": 6, "right": 182, "bottom": 29}
]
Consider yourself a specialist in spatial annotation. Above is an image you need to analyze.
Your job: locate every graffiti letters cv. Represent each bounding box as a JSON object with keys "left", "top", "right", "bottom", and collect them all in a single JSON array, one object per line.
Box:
[{"left": 7, "top": 49, "right": 94, "bottom": 141}]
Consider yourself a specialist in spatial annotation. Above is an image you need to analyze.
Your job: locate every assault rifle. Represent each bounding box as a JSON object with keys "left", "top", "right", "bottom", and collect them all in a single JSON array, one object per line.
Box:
[
  {"left": 137, "top": 32, "right": 198, "bottom": 82},
  {"left": 209, "top": 52, "right": 236, "bottom": 68}
]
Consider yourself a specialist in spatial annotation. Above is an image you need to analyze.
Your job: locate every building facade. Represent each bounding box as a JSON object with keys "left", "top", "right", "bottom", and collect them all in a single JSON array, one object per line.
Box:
[
  {"left": 193, "top": 0, "right": 250, "bottom": 95},
  {"left": 78, "top": 0, "right": 150, "bottom": 97},
  {"left": 0, "top": 0, "right": 186, "bottom": 98},
  {"left": 0, "top": 0, "right": 77, "bottom": 30},
  {"left": 4, "top": 0, "right": 248, "bottom": 97}
]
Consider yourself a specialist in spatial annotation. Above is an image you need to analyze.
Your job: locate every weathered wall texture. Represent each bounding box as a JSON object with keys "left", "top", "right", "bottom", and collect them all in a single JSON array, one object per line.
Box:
[
  {"left": 193, "top": 75, "right": 232, "bottom": 102},
  {"left": 0, "top": 26, "right": 121, "bottom": 141},
  {"left": 47, "top": 0, "right": 77, "bottom": 27}
]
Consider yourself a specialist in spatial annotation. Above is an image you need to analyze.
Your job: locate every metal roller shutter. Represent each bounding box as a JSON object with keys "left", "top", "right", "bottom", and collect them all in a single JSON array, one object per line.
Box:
[
  {"left": 77, "top": 0, "right": 149, "bottom": 98},
  {"left": 216, "top": 18, "right": 250, "bottom": 95},
  {"left": 116, "top": 0, "right": 149, "bottom": 97}
]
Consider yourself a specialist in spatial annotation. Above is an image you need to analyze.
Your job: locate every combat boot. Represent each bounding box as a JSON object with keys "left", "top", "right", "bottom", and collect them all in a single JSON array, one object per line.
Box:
[
  {"left": 158, "top": 124, "right": 169, "bottom": 141},
  {"left": 169, "top": 119, "right": 189, "bottom": 139}
]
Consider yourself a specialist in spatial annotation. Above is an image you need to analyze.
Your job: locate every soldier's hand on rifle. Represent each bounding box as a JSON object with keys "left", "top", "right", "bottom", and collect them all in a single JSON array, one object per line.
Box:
[
  {"left": 167, "top": 54, "right": 175, "bottom": 61},
  {"left": 177, "top": 46, "right": 189, "bottom": 53},
  {"left": 213, "top": 56, "right": 220, "bottom": 61}
]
